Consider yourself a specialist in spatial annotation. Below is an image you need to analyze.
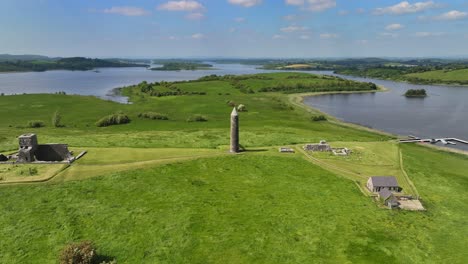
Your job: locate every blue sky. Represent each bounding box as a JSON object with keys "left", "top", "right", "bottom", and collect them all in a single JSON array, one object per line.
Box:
[{"left": 1, "top": 0, "right": 467, "bottom": 58}]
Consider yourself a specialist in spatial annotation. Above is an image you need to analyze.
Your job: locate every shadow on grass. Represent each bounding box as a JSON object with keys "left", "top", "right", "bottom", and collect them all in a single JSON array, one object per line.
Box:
[
  {"left": 94, "top": 254, "right": 116, "bottom": 263},
  {"left": 243, "top": 149, "right": 269, "bottom": 153}
]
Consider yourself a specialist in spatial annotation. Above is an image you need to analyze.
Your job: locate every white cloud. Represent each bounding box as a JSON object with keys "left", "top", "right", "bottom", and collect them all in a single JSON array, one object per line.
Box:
[
  {"left": 380, "top": 32, "right": 399, "bottom": 38},
  {"left": 415, "top": 31, "right": 445, "bottom": 37},
  {"left": 280, "top": 25, "right": 308, "bottom": 33},
  {"left": 103, "top": 6, "right": 150, "bottom": 16},
  {"left": 158, "top": 1, "right": 204, "bottom": 12},
  {"left": 374, "top": 1, "right": 438, "bottom": 15},
  {"left": 186, "top": 12, "right": 204, "bottom": 20},
  {"left": 320, "top": 33, "right": 338, "bottom": 39},
  {"left": 234, "top": 17, "right": 246, "bottom": 22},
  {"left": 273, "top": 34, "right": 286, "bottom": 39},
  {"left": 228, "top": 0, "right": 262, "bottom": 8},
  {"left": 299, "top": 35, "right": 311, "bottom": 40},
  {"left": 286, "top": 0, "right": 336, "bottom": 12},
  {"left": 191, "top": 33, "right": 205, "bottom": 39},
  {"left": 168, "top": 36, "right": 179, "bottom": 40},
  {"left": 356, "top": 39, "right": 368, "bottom": 45},
  {"left": 285, "top": 0, "right": 304, "bottom": 5},
  {"left": 386, "top": 23, "right": 404, "bottom": 30},
  {"left": 435, "top": 10, "right": 467, "bottom": 20},
  {"left": 229, "top": 27, "right": 237, "bottom": 33}
]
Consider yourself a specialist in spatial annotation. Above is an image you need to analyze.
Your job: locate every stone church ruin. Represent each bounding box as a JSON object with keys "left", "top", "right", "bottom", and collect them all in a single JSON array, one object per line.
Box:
[{"left": 0, "top": 134, "right": 75, "bottom": 164}]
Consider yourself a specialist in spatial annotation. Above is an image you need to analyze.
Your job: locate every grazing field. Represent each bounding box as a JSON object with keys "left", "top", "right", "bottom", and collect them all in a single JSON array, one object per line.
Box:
[
  {"left": 0, "top": 147, "right": 467, "bottom": 263},
  {"left": 0, "top": 72, "right": 467, "bottom": 263},
  {"left": 302, "top": 141, "right": 417, "bottom": 195},
  {"left": 405, "top": 68, "right": 468, "bottom": 84}
]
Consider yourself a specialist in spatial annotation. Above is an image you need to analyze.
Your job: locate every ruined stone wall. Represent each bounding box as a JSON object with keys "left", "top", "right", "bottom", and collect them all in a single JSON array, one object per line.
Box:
[{"left": 35, "top": 144, "right": 72, "bottom": 162}]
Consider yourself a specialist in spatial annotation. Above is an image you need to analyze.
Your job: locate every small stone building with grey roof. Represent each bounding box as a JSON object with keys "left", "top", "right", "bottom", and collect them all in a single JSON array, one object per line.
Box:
[
  {"left": 367, "top": 176, "right": 402, "bottom": 193},
  {"left": 378, "top": 189, "right": 400, "bottom": 208}
]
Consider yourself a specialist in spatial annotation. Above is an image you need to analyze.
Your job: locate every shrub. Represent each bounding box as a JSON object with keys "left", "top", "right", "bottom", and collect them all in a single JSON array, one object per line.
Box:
[
  {"left": 226, "top": 100, "right": 236, "bottom": 107},
  {"left": 28, "top": 167, "right": 38, "bottom": 176},
  {"left": 311, "top": 115, "right": 327, "bottom": 122},
  {"left": 137, "top": 112, "right": 169, "bottom": 120},
  {"left": 59, "top": 241, "right": 96, "bottom": 264},
  {"left": 96, "top": 113, "right": 131, "bottom": 127},
  {"left": 28, "top": 120, "right": 45, "bottom": 128},
  {"left": 187, "top": 115, "right": 208, "bottom": 122},
  {"left": 237, "top": 104, "right": 247, "bottom": 112},
  {"left": 52, "top": 110, "right": 63, "bottom": 127}
]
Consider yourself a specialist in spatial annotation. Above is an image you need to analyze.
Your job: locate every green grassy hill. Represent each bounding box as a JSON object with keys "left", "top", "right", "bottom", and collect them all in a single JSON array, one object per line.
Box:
[
  {"left": 0, "top": 72, "right": 467, "bottom": 263},
  {"left": 405, "top": 68, "right": 468, "bottom": 84}
]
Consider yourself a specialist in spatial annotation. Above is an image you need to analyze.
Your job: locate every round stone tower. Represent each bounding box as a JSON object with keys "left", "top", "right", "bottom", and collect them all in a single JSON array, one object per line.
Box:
[{"left": 230, "top": 107, "right": 239, "bottom": 153}]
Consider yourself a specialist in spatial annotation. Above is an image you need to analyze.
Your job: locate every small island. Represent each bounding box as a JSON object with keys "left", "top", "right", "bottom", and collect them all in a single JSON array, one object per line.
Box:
[
  {"left": 404, "top": 89, "right": 427, "bottom": 97},
  {"left": 151, "top": 62, "right": 214, "bottom": 71}
]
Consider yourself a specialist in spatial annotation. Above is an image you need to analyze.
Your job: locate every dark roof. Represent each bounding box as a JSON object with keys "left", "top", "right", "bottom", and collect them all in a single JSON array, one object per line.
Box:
[
  {"left": 378, "top": 189, "right": 393, "bottom": 200},
  {"left": 370, "top": 176, "right": 399, "bottom": 188}
]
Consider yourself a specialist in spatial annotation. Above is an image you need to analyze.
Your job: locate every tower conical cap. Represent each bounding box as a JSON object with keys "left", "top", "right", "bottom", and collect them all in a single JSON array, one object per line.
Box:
[{"left": 231, "top": 107, "right": 238, "bottom": 116}]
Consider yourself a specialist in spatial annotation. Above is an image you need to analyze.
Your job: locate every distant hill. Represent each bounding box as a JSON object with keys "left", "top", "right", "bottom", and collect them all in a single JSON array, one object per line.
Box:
[
  {"left": 0, "top": 54, "right": 56, "bottom": 61},
  {"left": 0, "top": 56, "right": 149, "bottom": 72}
]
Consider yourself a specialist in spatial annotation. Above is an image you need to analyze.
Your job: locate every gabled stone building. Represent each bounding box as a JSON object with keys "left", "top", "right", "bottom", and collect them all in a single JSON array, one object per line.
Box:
[{"left": 366, "top": 176, "right": 402, "bottom": 193}]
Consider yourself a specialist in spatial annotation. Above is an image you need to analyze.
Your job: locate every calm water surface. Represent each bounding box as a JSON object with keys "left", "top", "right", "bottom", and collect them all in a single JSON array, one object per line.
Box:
[
  {"left": 0, "top": 65, "right": 467, "bottom": 150},
  {"left": 304, "top": 71, "right": 468, "bottom": 151},
  {"left": 0, "top": 64, "right": 272, "bottom": 103}
]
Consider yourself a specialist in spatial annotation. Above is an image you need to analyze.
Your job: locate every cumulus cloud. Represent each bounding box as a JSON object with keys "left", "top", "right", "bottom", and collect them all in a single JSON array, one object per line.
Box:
[
  {"left": 415, "top": 32, "right": 445, "bottom": 37},
  {"left": 374, "top": 1, "right": 438, "bottom": 15},
  {"left": 158, "top": 1, "right": 204, "bottom": 12},
  {"left": 228, "top": 0, "right": 262, "bottom": 8},
  {"left": 280, "top": 25, "right": 308, "bottom": 33},
  {"left": 320, "top": 33, "right": 338, "bottom": 39},
  {"left": 286, "top": 0, "right": 336, "bottom": 12},
  {"left": 186, "top": 12, "right": 204, "bottom": 20},
  {"left": 435, "top": 10, "right": 467, "bottom": 20},
  {"left": 191, "top": 33, "right": 205, "bottom": 39},
  {"left": 103, "top": 6, "right": 150, "bottom": 16},
  {"left": 386, "top": 23, "right": 404, "bottom": 30}
]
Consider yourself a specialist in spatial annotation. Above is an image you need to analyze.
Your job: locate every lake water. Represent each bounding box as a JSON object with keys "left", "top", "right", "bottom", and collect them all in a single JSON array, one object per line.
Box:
[
  {"left": 304, "top": 71, "right": 468, "bottom": 151},
  {"left": 1, "top": 64, "right": 467, "bottom": 150},
  {"left": 0, "top": 64, "right": 273, "bottom": 103}
]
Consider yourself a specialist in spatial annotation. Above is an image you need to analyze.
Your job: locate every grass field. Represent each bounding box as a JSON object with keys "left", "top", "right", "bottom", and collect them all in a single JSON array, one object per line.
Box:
[
  {"left": 405, "top": 68, "right": 468, "bottom": 83},
  {"left": 0, "top": 146, "right": 467, "bottom": 263},
  {"left": 301, "top": 141, "right": 417, "bottom": 195},
  {"left": 0, "top": 72, "right": 467, "bottom": 263}
]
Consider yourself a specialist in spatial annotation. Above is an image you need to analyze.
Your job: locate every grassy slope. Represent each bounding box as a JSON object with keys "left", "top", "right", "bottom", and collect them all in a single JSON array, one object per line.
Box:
[
  {"left": 0, "top": 73, "right": 386, "bottom": 151},
  {"left": 0, "top": 147, "right": 467, "bottom": 263},
  {"left": 405, "top": 68, "right": 468, "bottom": 82}
]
